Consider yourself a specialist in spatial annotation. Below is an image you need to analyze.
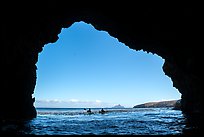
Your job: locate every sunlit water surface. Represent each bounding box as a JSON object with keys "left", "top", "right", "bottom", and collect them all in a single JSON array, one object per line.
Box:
[{"left": 1, "top": 108, "right": 186, "bottom": 135}]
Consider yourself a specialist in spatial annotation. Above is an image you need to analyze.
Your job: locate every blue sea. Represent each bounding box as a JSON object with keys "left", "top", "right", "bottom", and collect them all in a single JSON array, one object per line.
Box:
[{"left": 1, "top": 107, "right": 187, "bottom": 135}]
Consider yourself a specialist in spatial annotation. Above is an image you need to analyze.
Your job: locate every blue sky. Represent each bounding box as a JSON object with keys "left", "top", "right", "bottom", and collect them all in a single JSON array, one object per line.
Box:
[{"left": 34, "top": 21, "right": 181, "bottom": 108}]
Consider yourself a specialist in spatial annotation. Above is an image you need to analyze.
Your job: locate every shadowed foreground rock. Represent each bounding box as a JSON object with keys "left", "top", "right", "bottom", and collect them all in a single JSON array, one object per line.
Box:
[{"left": 0, "top": 1, "right": 202, "bottom": 134}]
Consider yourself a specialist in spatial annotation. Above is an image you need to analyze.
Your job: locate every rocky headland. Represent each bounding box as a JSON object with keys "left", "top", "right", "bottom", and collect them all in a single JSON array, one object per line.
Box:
[{"left": 133, "top": 99, "right": 181, "bottom": 110}]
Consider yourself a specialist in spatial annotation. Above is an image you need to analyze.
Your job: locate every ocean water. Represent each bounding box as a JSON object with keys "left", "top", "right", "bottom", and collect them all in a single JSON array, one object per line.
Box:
[{"left": 1, "top": 108, "right": 187, "bottom": 135}]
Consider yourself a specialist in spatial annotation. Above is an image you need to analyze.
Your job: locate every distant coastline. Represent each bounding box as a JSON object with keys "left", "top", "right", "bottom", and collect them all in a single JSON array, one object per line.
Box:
[
  {"left": 112, "top": 104, "right": 125, "bottom": 108},
  {"left": 35, "top": 100, "right": 181, "bottom": 110},
  {"left": 133, "top": 99, "right": 181, "bottom": 110}
]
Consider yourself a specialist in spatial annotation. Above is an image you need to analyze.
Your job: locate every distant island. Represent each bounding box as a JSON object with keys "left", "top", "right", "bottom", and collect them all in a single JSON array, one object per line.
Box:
[
  {"left": 112, "top": 104, "right": 125, "bottom": 108},
  {"left": 133, "top": 99, "right": 181, "bottom": 110}
]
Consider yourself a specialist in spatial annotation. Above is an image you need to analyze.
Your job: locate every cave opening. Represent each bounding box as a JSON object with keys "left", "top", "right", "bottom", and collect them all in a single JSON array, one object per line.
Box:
[
  {"left": 34, "top": 21, "right": 181, "bottom": 108},
  {"left": 1, "top": 4, "right": 201, "bottom": 135},
  {"left": 28, "top": 21, "right": 185, "bottom": 135}
]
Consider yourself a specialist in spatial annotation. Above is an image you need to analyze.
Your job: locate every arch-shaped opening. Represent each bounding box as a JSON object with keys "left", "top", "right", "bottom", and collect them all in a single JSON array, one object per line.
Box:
[
  {"left": 34, "top": 21, "right": 181, "bottom": 108},
  {"left": 31, "top": 21, "right": 183, "bottom": 135},
  {"left": 1, "top": 4, "right": 201, "bottom": 135}
]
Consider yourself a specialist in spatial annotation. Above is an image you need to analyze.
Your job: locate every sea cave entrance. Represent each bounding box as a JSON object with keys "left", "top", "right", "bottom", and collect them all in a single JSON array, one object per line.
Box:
[
  {"left": 1, "top": 4, "right": 201, "bottom": 135},
  {"left": 34, "top": 21, "right": 181, "bottom": 109}
]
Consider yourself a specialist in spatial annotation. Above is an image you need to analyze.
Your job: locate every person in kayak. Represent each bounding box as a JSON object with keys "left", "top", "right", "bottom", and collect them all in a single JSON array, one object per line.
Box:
[{"left": 99, "top": 108, "right": 106, "bottom": 114}]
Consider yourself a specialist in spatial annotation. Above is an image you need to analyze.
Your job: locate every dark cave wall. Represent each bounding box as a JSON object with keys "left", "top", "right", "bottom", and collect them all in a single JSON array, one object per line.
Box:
[{"left": 0, "top": 2, "right": 202, "bottom": 122}]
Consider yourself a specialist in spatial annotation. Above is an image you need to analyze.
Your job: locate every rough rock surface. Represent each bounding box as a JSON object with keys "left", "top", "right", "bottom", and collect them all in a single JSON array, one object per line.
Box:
[{"left": 0, "top": 1, "right": 202, "bottom": 130}]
